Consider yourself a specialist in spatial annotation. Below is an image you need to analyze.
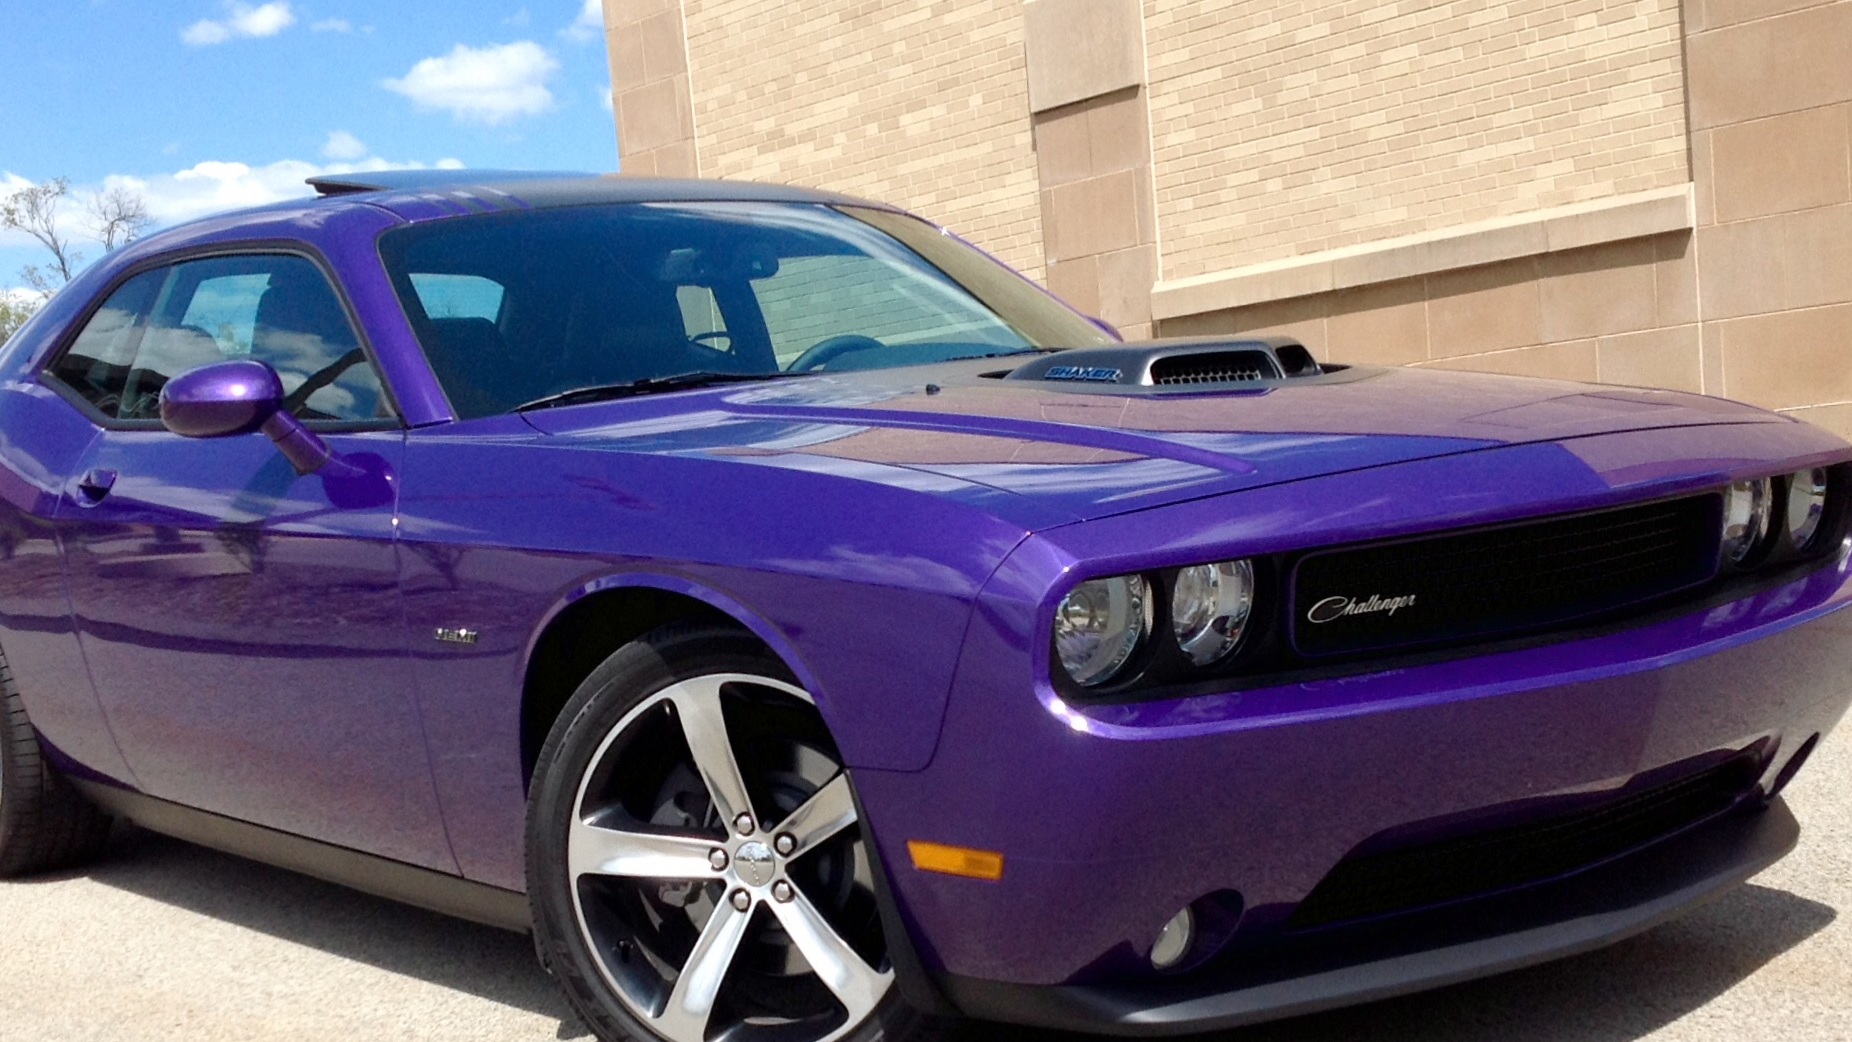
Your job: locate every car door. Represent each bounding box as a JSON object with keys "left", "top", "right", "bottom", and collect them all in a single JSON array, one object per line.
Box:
[{"left": 44, "top": 251, "right": 456, "bottom": 871}]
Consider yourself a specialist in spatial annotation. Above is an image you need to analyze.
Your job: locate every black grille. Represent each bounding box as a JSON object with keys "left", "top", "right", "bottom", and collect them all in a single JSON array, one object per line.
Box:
[
  {"left": 1287, "top": 751, "right": 1762, "bottom": 930},
  {"left": 1291, "top": 496, "right": 1719, "bottom": 658},
  {"left": 1149, "top": 350, "right": 1280, "bottom": 385}
]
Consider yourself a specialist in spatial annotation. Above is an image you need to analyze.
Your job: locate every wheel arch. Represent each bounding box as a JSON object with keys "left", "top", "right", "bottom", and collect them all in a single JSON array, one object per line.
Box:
[{"left": 518, "top": 573, "right": 826, "bottom": 783}]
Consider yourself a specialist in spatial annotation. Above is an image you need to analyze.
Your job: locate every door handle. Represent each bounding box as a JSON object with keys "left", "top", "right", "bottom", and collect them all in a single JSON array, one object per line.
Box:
[{"left": 77, "top": 468, "right": 117, "bottom": 505}]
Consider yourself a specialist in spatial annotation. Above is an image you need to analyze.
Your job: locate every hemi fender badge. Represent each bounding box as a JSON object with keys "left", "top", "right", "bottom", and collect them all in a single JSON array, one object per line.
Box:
[{"left": 434, "top": 627, "right": 481, "bottom": 645}]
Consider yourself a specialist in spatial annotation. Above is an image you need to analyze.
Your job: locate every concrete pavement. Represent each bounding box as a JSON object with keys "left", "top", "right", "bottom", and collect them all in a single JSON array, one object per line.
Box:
[{"left": 2, "top": 743, "right": 1847, "bottom": 1042}]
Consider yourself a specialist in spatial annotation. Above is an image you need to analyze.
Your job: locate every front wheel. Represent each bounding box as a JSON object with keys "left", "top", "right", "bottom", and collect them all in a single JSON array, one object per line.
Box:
[{"left": 527, "top": 623, "right": 950, "bottom": 1042}]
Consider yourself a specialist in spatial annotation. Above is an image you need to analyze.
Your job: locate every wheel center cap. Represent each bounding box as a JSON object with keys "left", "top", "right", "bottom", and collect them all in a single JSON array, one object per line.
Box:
[{"left": 736, "top": 841, "right": 775, "bottom": 887}]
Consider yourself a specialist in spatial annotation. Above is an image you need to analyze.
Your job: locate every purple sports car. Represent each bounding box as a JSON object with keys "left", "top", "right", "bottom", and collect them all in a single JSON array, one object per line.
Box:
[{"left": 1, "top": 171, "right": 1848, "bottom": 1042}]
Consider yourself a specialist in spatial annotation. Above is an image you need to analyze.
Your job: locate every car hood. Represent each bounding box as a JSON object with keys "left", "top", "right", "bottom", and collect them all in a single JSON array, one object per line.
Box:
[{"left": 521, "top": 361, "right": 1782, "bottom": 526}]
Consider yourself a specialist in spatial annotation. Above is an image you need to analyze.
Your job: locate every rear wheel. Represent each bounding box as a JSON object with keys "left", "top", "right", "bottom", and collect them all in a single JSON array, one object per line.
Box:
[
  {"left": 527, "top": 623, "right": 950, "bottom": 1042},
  {"left": 0, "top": 646, "right": 113, "bottom": 877}
]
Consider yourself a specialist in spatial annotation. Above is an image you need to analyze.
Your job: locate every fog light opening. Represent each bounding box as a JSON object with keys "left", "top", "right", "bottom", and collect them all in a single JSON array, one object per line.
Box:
[
  {"left": 1149, "top": 907, "right": 1196, "bottom": 971},
  {"left": 1768, "top": 733, "right": 1821, "bottom": 800}
]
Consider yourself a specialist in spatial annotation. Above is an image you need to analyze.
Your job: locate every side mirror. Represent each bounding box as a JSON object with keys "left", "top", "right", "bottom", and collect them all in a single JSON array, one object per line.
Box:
[{"left": 159, "top": 359, "right": 337, "bottom": 476}]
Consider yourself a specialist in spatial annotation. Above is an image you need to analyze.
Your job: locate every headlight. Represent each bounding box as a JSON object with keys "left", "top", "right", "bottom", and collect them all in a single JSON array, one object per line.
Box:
[
  {"left": 1171, "top": 560, "right": 1256, "bottom": 666},
  {"left": 1054, "top": 574, "right": 1150, "bottom": 687},
  {"left": 1720, "top": 477, "right": 1772, "bottom": 566},
  {"left": 1786, "top": 468, "right": 1830, "bottom": 551}
]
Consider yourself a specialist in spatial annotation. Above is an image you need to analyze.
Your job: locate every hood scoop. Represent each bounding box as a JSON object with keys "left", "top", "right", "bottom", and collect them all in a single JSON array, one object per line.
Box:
[{"left": 1003, "top": 337, "right": 1326, "bottom": 390}]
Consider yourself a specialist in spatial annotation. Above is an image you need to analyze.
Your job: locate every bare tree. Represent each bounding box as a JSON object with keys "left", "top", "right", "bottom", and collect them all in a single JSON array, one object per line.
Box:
[
  {"left": 0, "top": 295, "right": 36, "bottom": 344},
  {"left": 87, "top": 185, "right": 150, "bottom": 252},
  {"left": 2, "top": 177, "right": 152, "bottom": 339},
  {"left": 1, "top": 178, "right": 81, "bottom": 294}
]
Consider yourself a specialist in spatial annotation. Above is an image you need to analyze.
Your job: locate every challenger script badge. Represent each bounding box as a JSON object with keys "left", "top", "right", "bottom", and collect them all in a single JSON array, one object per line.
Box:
[{"left": 1306, "top": 594, "right": 1418, "bottom": 624}]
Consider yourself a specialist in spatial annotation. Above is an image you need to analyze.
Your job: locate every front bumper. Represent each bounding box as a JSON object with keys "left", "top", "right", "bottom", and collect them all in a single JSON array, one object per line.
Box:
[
  {"left": 851, "top": 550, "right": 1852, "bottom": 1030},
  {"left": 937, "top": 797, "right": 1797, "bottom": 1035}
]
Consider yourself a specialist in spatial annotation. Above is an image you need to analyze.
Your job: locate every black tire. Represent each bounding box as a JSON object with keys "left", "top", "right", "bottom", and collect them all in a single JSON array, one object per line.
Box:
[
  {"left": 527, "top": 621, "right": 952, "bottom": 1042},
  {"left": 0, "top": 645, "right": 113, "bottom": 877}
]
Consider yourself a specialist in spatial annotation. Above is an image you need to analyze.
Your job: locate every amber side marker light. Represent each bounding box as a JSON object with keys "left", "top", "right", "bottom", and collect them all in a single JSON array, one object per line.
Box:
[{"left": 907, "top": 841, "right": 1005, "bottom": 881}]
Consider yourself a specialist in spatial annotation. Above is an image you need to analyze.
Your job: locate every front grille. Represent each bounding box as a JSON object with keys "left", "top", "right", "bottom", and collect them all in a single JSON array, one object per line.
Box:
[
  {"left": 1287, "top": 750, "right": 1763, "bottom": 930},
  {"left": 1290, "top": 495, "right": 1719, "bottom": 658},
  {"left": 1149, "top": 350, "right": 1279, "bottom": 385}
]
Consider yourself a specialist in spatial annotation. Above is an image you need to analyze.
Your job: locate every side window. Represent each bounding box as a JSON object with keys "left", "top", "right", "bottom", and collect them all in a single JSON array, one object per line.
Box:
[
  {"left": 409, "top": 274, "right": 504, "bottom": 321},
  {"left": 47, "top": 269, "right": 166, "bottom": 416},
  {"left": 675, "top": 284, "right": 729, "bottom": 348},
  {"left": 49, "top": 255, "right": 393, "bottom": 425}
]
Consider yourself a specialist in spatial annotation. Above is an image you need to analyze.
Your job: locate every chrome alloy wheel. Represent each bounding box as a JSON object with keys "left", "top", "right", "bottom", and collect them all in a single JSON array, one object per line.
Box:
[{"left": 567, "top": 673, "right": 893, "bottom": 1042}]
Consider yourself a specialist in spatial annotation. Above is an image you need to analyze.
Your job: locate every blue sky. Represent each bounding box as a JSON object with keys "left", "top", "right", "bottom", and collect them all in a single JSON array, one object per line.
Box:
[{"left": 1, "top": 0, "right": 620, "bottom": 294}]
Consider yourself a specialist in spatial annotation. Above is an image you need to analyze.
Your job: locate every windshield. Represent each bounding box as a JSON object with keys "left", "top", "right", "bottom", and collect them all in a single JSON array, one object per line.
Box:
[{"left": 378, "top": 202, "right": 1114, "bottom": 419}]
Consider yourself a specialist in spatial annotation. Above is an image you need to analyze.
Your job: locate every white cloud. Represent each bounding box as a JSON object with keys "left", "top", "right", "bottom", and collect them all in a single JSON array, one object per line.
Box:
[
  {"left": 598, "top": 83, "right": 613, "bottom": 113},
  {"left": 181, "top": 20, "right": 231, "bottom": 45},
  {"left": 311, "top": 18, "right": 351, "bottom": 32},
  {"left": 504, "top": 8, "right": 531, "bottom": 28},
  {"left": 101, "top": 156, "right": 464, "bottom": 229},
  {"left": 564, "top": 0, "right": 602, "bottom": 41},
  {"left": 322, "top": 130, "right": 369, "bottom": 161},
  {"left": 182, "top": 2, "right": 297, "bottom": 46},
  {"left": 382, "top": 41, "right": 559, "bottom": 126}
]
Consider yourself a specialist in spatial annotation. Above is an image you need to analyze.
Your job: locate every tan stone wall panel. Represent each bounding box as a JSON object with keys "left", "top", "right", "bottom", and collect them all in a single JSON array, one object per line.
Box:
[
  {"left": 680, "top": 0, "right": 1046, "bottom": 279},
  {"left": 1143, "top": 0, "right": 1692, "bottom": 280},
  {"left": 1325, "top": 278, "right": 1429, "bottom": 368},
  {"left": 1597, "top": 325, "right": 1703, "bottom": 392},
  {"left": 1422, "top": 341, "right": 1601, "bottom": 382},
  {"left": 1686, "top": 3, "right": 1852, "bottom": 130},
  {"left": 1710, "top": 104, "right": 1852, "bottom": 223},
  {"left": 1023, "top": 0, "right": 1147, "bottom": 112},
  {"left": 1538, "top": 237, "right": 1659, "bottom": 343},
  {"left": 1427, "top": 259, "right": 1544, "bottom": 358},
  {"left": 1784, "top": 203, "right": 1852, "bottom": 310},
  {"left": 1716, "top": 303, "right": 1852, "bottom": 410}
]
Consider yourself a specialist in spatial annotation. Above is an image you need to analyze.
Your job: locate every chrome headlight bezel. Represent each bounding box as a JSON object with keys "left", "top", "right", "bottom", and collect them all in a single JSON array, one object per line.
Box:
[
  {"left": 1719, "top": 476, "right": 1773, "bottom": 568},
  {"left": 1170, "top": 559, "right": 1257, "bottom": 667},
  {"left": 1053, "top": 573, "right": 1152, "bottom": 688},
  {"left": 1784, "top": 467, "right": 1831, "bottom": 553}
]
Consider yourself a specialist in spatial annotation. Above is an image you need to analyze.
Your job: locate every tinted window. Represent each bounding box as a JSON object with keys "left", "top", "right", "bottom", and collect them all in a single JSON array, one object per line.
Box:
[
  {"left": 379, "top": 202, "right": 1112, "bottom": 419},
  {"left": 46, "top": 255, "right": 392, "bottom": 424},
  {"left": 410, "top": 273, "right": 505, "bottom": 321},
  {"left": 48, "top": 269, "right": 166, "bottom": 416}
]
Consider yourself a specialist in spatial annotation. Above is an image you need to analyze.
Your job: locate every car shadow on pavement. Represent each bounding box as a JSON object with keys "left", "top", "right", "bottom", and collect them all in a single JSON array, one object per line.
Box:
[
  {"left": 68, "top": 826, "right": 592, "bottom": 1038},
  {"left": 70, "top": 826, "right": 1833, "bottom": 1042}
]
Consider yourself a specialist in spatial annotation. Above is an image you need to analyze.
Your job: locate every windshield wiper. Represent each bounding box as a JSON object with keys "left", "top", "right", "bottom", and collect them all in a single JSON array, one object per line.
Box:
[{"left": 514, "top": 371, "right": 803, "bottom": 412}]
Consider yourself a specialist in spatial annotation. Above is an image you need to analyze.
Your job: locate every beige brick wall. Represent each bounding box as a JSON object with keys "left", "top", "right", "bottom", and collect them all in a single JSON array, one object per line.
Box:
[
  {"left": 1143, "top": 0, "right": 1692, "bottom": 281},
  {"left": 679, "top": 0, "right": 1047, "bottom": 280},
  {"left": 1159, "top": 0, "right": 1852, "bottom": 441}
]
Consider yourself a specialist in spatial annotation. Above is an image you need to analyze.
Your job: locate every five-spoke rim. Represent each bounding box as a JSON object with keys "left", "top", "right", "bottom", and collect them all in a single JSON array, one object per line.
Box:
[{"left": 568, "top": 673, "right": 892, "bottom": 1042}]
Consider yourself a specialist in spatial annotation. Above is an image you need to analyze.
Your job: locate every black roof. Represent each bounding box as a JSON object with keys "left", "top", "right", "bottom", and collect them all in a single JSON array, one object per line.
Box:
[
  {"left": 306, "top": 169, "right": 595, "bottom": 196},
  {"left": 304, "top": 169, "right": 883, "bottom": 215}
]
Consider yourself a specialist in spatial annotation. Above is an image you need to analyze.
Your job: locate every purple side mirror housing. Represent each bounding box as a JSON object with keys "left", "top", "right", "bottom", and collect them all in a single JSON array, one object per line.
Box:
[{"left": 159, "top": 359, "right": 337, "bottom": 476}]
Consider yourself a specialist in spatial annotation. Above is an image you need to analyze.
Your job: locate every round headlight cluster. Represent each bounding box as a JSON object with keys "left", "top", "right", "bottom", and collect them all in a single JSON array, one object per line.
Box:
[
  {"left": 1055, "top": 559, "right": 1259, "bottom": 688},
  {"left": 1054, "top": 575, "right": 1150, "bottom": 687},
  {"left": 1786, "top": 468, "right": 1830, "bottom": 551},
  {"left": 1171, "top": 560, "right": 1256, "bottom": 666},
  {"left": 1720, "top": 477, "right": 1772, "bottom": 566}
]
